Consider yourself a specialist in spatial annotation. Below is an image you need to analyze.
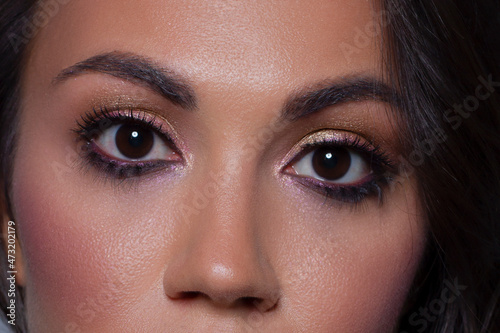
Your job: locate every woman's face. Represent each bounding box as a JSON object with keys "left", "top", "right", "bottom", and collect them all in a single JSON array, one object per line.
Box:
[{"left": 10, "top": 0, "right": 426, "bottom": 331}]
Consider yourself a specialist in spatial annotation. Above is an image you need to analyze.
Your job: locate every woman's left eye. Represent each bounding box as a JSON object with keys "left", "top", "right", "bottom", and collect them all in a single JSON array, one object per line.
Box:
[
  {"left": 96, "top": 122, "right": 176, "bottom": 161},
  {"left": 289, "top": 146, "right": 370, "bottom": 184}
]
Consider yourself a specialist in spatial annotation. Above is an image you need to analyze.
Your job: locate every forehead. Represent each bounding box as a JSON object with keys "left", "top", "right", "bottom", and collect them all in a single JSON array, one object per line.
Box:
[{"left": 29, "top": 0, "right": 381, "bottom": 90}]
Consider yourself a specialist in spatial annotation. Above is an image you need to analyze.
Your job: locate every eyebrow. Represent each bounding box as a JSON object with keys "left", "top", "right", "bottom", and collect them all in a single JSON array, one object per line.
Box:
[
  {"left": 53, "top": 51, "right": 197, "bottom": 109},
  {"left": 54, "top": 52, "right": 398, "bottom": 120},
  {"left": 282, "top": 77, "right": 399, "bottom": 121}
]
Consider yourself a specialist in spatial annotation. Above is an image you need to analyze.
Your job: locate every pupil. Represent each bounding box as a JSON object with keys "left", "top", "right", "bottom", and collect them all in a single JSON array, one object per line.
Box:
[
  {"left": 115, "top": 123, "right": 154, "bottom": 159},
  {"left": 312, "top": 147, "right": 351, "bottom": 180}
]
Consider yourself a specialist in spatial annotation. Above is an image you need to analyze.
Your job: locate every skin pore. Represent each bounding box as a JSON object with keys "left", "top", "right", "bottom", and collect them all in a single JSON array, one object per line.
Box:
[{"left": 8, "top": 0, "right": 426, "bottom": 331}]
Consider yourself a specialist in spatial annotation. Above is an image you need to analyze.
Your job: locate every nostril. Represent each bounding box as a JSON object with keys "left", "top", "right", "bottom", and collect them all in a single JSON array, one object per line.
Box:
[
  {"left": 238, "top": 296, "right": 279, "bottom": 312},
  {"left": 180, "top": 291, "right": 200, "bottom": 299},
  {"left": 170, "top": 292, "right": 279, "bottom": 312},
  {"left": 169, "top": 291, "right": 202, "bottom": 300},
  {"left": 239, "top": 296, "right": 261, "bottom": 307}
]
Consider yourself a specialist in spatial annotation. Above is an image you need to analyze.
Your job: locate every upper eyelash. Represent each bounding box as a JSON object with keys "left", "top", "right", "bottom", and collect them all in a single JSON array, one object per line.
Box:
[
  {"left": 292, "top": 133, "right": 396, "bottom": 173},
  {"left": 74, "top": 106, "right": 166, "bottom": 140}
]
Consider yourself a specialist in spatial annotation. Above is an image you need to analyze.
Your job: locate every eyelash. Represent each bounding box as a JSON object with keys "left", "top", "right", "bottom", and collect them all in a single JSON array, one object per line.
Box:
[
  {"left": 73, "top": 108, "right": 397, "bottom": 205},
  {"left": 73, "top": 106, "right": 180, "bottom": 180},
  {"left": 284, "top": 133, "right": 398, "bottom": 205}
]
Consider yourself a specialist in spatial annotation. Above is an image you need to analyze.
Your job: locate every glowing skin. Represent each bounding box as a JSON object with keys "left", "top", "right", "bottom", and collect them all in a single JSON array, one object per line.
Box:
[{"left": 7, "top": 0, "right": 426, "bottom": 331}]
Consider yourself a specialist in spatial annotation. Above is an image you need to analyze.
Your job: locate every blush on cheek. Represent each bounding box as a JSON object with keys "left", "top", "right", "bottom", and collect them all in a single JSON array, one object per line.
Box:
[{"left": 11, "top": 167, "right": 126, "bottom": 330}]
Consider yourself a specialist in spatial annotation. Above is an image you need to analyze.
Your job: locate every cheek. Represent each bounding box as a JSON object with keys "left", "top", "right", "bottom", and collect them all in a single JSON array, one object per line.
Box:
[
  {"left": 333, "top": 224, "right": 424, "bottom": 331},
  {"left": 12, "top": 165, "right": 106, "bottom": 328},
  {"left": 10, "top": 131, "right": 182, "bottom": 330},
  {"left": 264, "top": 181, "right": 426, "bottom": 332}
]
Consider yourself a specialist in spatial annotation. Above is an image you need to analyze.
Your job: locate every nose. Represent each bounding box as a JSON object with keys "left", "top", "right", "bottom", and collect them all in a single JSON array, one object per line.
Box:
[{"left": 163, "top": 178, "right": 280, "bottom": 312}]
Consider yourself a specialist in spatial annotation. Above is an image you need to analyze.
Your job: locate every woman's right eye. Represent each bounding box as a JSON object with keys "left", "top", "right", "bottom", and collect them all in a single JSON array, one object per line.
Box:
[
  {"left": 74, "top": 109, "right": 183, "bottom": 179},
  {"left": 95, "top": 122, "right": 179, "bottom": 162}
]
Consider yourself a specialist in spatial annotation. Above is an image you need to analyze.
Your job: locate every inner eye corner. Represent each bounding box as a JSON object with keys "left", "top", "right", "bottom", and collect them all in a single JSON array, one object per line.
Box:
[{"left": 282, "top": 164, "right": 297, "bottom": 176}]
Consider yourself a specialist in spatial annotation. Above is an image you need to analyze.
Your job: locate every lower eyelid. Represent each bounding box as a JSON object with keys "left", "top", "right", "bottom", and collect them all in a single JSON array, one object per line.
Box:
[
  {"left": 289, "top": 168, "right": 375, "bottom": 188},
  {"left": 79, "top": 141, "right": 179, "bottom": 179},
  {"left": 284, "top": 161, "right": 389, "bottom": 204},
  {"left": 91, "top": 138, "right": 181, "bottom": 163},
  {"left": 292, "top": 175, "right": 378, "bottom": 203}
]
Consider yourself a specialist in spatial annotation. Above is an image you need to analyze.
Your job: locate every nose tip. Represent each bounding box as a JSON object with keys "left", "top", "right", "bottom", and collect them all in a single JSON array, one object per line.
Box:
[
  {"left": 163, "top": 167, "right": 281, "bottom": 315},
  {"left": 163, "top": 238, "right": 280, "bottom": 312},
  {"left": 164, "top": 255, "right": 280, "bottom": 311}
]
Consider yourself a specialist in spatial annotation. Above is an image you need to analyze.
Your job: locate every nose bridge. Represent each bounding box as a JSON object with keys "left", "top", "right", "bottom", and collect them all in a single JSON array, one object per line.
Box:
[
  {"left": 192, "top": 136, "right": 257, "bottom": 227},
  {"left": 163, "top": 142, "right": 280, "bottom": 310},
  {"left": 194, "top": 143, "right": 263, "bottom": 270},
  {"left": 193, "top": 159, "right": 257, "bottom": 272}
]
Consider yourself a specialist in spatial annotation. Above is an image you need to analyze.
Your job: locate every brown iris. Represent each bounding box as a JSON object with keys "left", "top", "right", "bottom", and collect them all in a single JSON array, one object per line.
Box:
[
  {"left": 312, "top": 147, "right": 351, "bottom": 180},
  {"left": 115, "top": 123, "right": 154, "bottom": 159}
]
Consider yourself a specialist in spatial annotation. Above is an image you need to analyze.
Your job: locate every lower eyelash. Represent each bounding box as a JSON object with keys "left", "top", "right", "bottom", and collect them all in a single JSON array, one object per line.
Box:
[
  {"left": 80, "top": 141, "right": 172, "bottom": 179},
  {"left": 295, "top": 172, "right": 394, "bottom": 206}
]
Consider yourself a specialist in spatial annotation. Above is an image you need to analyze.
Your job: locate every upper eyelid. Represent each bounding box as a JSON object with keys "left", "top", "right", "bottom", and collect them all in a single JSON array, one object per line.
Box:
[
  {"left": 281, "top": 130, "right": 371, "bottom": 165},
  {"left": 76, "top": 107, "right": 176, "bottom": 141},
  {"left": 288, "top": 141, "right": 363, "bottom": 166},
  {"left": 76, "top": 106, "right": 200, "bottom": 166},
  {"left": 281, "top": 129, "right": 398, "bottom": 177}
]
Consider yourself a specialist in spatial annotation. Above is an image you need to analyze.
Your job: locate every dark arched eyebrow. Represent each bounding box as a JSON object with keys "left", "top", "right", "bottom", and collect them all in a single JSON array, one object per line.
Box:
[
  {"left": 53, "top": 51, "right": 197, "bottom": 110},
  {"left": 282, "top": 77, "right": 399, "bottom": 121},
  {"left": 53, "top": 52, "right": 398, "bottom": 120}
]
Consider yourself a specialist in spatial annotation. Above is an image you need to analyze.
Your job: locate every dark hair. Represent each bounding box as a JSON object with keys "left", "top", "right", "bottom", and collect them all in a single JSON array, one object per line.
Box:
[
  {"left": 0, "top": 1, "right": 499, "bottom": 332},
  {"left": 0, "top": 1, "right": 38, "bottom": 332},
  {"left": 381, "top": 0, "right": 500, "bottom": 332}
]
